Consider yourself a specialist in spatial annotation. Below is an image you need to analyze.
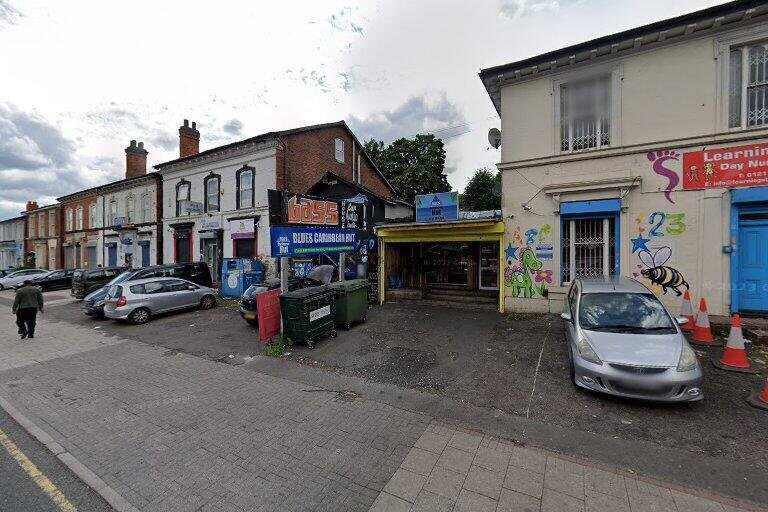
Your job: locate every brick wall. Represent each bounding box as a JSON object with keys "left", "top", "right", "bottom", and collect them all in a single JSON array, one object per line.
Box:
[
  {"left": 276, "top": 125, "right": 394, "bottom": 200},
  {"left": 60, "top": 195, "right": 99, "bottom": 232}
]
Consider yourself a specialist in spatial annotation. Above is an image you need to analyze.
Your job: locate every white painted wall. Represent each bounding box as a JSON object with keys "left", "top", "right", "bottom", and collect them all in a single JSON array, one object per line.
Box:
[{"left": 100, "top": 179, "right": 159, "bottom": 268}]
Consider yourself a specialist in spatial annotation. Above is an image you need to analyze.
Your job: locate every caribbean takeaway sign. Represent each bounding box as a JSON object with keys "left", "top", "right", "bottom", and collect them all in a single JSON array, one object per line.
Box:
[{"left": 415, "top": 192, "right": 459, "bottom": 223}]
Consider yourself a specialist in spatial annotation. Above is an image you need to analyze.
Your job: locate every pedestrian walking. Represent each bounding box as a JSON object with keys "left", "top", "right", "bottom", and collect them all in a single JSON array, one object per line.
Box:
[{"left": 12, "top": 279, "right": 43, "bottom": 339}]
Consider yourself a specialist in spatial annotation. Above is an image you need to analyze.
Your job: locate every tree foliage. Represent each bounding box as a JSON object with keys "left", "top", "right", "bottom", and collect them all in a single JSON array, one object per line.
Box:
[
  {"left": 459, "top": 168, "right": 501, "bottom": 212},
  {"left": 363, "top": 135, "right": 451, "bottom": 203}
]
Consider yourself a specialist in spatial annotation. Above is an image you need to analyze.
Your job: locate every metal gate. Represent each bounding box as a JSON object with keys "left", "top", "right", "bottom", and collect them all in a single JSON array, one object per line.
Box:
[{"left": 561, "top": 217, "right": 616, "bottom": 283}]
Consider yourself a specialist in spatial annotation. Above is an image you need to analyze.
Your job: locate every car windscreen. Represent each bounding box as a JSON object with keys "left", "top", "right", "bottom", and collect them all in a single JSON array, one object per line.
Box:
[
  {"left": 578, "top": 292, "right": 675, "bottom": 332},
  {"left": 109, "top": 271, "right": 134, "bottom": 286}
]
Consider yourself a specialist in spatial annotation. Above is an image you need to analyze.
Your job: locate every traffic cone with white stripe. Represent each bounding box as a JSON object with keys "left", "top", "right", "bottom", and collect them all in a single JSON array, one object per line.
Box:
[
  {"left": 746, "top": 377, "right": 768, "bottom": 412},
  {"left": 712, "top": 314, "right": 757, "bottom": 373},
  {"left": 691, "top": 298, "right": 718, "bottom": 346},
  {"left": 680, "top": 290, "right": 695, "bottom": 332}
]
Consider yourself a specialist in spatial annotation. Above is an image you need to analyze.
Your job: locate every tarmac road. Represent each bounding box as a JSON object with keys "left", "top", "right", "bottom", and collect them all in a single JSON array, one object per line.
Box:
[{"left": 0, "top": 408, "right": 113, "bottom": 512}]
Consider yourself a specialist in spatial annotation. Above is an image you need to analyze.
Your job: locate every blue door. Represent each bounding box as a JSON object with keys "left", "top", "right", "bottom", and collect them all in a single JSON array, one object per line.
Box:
[
  {"left": 738, "top": 221, "right": 768, "bottom": 312},
  {"left": 107, "top": 245, "right": 117, "bottom": 267},
  {"left": 140, "top": 244, "right": 150, "bottom": 267}
]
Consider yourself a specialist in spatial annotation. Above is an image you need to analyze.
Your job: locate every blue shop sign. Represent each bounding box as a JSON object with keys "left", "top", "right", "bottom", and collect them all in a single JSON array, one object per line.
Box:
[
  {"left": 415, "top": 192, "right": 459, "bottom": 223},
  {"left": 270, "top": 226, "right": 357, "bottom": 257}
]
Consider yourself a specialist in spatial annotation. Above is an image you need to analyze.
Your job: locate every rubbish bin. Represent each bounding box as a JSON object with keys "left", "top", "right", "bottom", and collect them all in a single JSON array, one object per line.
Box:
[
  {"left": 329, "top": 279, "right": 368, "bottom": 329},
  {"left": 280, "top": 285, "right": 337, "bottom": 349},
  {"left": 240, "top": 278, "right": 281, "bottom": 326}
]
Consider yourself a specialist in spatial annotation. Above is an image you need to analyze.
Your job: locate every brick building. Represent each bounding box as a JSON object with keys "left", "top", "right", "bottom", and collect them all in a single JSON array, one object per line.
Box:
[
  {"left": 155, "top": 120, "right": 395, "bottom": 282},
  {"left": 58, "top": 187, "right": 100, "bottom": 270},
  {"left": 23, "top": 201, "right": 62, "bottom": 270}
]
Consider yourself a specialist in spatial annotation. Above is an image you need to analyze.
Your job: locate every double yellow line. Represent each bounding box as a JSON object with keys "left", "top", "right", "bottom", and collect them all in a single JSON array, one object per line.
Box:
[{"left": 0, "top": 428, "right": 77, "bottom": 512}]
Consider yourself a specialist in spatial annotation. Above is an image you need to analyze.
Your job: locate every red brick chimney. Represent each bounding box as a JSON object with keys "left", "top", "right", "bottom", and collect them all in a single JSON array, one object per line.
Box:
[
  {"left": 179, "top": 119, "right": 200, "bottom": 158},
  {"left": 125, "top": 140, "right": 148, "bottom": 179},
  {"left": 25, "top": 201, "right": 38, "bottom": 211}
]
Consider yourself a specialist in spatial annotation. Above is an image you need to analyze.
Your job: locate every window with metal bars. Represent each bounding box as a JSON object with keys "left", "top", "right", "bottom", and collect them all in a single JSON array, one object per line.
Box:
[
  {"left": 560, "top": 76, "right": 611, "bottom": 152},
  {"left": 729, "top": 42, "right": 768, "bottom": 129},
  {"left": 561, "top": 217, "right": 616, "bottom": 284}
]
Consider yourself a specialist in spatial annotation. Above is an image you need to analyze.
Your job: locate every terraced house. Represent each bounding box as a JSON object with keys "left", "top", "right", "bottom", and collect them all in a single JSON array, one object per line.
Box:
[
  {"left": 0, "top": 215, "right": 25, "bottom": 270},
  {"left": 23, "top": 201, "right": 62, "bottom": 270},
  {"left": 480, "top": 0, "right": 768, "bottom": 317},
  {"left": 156, "top": 119, "right": 394, "bottom": 283}
]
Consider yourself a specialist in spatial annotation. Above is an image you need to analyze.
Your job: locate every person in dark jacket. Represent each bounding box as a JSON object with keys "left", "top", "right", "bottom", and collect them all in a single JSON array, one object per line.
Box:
[{"left": 12, "top": 280, "right": 44, "bottom": 339}]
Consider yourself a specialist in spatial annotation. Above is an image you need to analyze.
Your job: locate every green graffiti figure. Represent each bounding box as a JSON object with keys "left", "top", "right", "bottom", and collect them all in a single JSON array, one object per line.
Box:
[{"left": 507, "top": 247, "right": 545, "bottom": 298}]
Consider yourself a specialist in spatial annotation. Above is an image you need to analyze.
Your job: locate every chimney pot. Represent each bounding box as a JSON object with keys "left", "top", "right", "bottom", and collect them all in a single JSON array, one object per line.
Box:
[
  {"left": 179, "top": 119, "right": 201, "bottom": 158},
  {"left": 26, "top": 201, "right": 38, "bottom": 212},
  {"left": 125, "top": 139, "right": 148, "bottom": 179}
]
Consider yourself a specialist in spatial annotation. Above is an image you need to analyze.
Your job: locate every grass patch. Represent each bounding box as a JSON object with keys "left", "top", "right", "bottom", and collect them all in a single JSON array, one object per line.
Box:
[{"left": 264, "top": 333, "right": 290, "bottom": 357}]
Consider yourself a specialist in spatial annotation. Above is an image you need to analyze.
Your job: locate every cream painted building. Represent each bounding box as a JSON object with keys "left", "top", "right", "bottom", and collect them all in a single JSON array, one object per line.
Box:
[{"left": 480, "top": 1, "right": 768, "bottom": 316}]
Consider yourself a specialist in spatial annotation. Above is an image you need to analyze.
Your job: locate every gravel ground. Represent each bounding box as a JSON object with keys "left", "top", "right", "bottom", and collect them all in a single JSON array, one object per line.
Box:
[{"left": 35, "top": 295, "right": 768, "bottom": 472}]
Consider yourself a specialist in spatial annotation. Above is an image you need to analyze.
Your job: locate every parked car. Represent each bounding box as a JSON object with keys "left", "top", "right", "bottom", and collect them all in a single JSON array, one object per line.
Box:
[
  {"left": 81, "top": 270, "right": 134, "bottom": 318},
  {"left": 28, "top": 269, "right": 75, "bottom": 292},
  {"left": 561, "top": 277, "right": 702, "bottom": 403},
  {"left": 239, "top": 265, "right": 334, "bottom": 326},
  {"left": 104, "top": 277, "right": 216, "bottom": 324},
  {"left": 81, "top": 263, "right": 214, "bottom": 318},
  {"left": 0, "top": 268, "right": 51, "bottom": 290},
  {"left": 71, "top": 267, "right": 125, "bottom": 299}
]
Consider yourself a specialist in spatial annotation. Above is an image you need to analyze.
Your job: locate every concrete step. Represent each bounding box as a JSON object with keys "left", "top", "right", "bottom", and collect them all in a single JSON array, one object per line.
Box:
[
  {"left": 423, "top": 293, "right": 497, "bottom": 304},
  {"left": 391, "top": 298, "right": 498, "bottom": 311},
  {"left": 427, "top": 287, "right": 496, "bottom": 298}
]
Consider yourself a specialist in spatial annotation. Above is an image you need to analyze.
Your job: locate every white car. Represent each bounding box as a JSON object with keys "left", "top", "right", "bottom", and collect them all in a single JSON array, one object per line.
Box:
[{"left": 0, "top": 269, "right": 52, "bottom": 290}]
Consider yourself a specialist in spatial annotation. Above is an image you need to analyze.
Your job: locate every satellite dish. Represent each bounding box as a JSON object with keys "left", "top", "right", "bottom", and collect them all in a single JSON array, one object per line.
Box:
[{"left": 488, "top": 128, "right": 502, "bottom": 149}]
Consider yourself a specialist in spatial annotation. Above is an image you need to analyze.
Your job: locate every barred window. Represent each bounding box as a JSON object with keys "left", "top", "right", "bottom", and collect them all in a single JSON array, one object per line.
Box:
[
  {"left": 729, "top": 42, "right": 768, "bottom": 129},
  {"left": 561, "top": 217, "right": 616, "bottom": 284},
  {"left": 560, "top": 76, "right": 611, "bottom": 152}
]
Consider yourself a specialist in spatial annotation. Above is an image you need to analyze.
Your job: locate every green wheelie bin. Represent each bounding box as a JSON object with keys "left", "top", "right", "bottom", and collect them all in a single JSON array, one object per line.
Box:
[
  {"left": 329, "top": 279, "right": 368, "bottom": 330},
  {"left": 280, "top": 285, "right": 337, "bottom": 349}
]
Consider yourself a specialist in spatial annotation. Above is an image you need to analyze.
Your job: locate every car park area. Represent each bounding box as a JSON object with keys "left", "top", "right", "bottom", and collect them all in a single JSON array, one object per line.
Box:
[{"left": 9, "top": 287, "right": 764, "bottom": 476}]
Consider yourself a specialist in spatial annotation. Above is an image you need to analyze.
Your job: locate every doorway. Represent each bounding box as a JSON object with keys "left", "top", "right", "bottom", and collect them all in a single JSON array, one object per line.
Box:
[
  {"left": 737, "top": 214, "right": 768, "bottom": 313},
  {"left": 478, "top": 242, "right": 500, "bottom": 290},
  {"left": 202, "top": 236, "right": 221, "bottom": 284}
]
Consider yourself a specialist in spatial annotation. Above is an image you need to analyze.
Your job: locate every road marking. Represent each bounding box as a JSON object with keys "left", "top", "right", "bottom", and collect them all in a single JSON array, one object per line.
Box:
[
  {"left": 524, "top": 336, "right": 547, "bottom": 420},
  {"left": 0, "top": 428, "right": 77, "bottom": 512}
]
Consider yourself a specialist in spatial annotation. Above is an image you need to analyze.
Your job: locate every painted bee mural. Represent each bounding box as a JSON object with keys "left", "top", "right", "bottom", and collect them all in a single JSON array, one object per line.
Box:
[{"left": 638, "top": 246, "right": 689, "bottom": 296}]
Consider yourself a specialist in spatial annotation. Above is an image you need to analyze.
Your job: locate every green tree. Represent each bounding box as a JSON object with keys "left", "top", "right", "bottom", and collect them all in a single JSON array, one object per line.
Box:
[
  {"left": 363, "top": 134, "right": 451, "bottom": 203},
  {"left": 459, "top": 168, "right": 501, "bottom": 212}
]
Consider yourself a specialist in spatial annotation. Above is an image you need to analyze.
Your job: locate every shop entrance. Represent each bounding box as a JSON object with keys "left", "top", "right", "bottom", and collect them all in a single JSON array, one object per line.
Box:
[{"left": 423, "top": 242, "right": 472, "bottom": 286}]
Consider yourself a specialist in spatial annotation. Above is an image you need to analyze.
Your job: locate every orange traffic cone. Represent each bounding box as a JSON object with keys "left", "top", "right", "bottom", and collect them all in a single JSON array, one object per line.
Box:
[
  {"left": 680, "top": 290, "right": 695, "bottom": 332},
  {"left": 746, "top": 377, "right": 768, "bottom": 412},
  {"left": 712, "top": 314, "right": 757, "bottom": 373},
  {"left": 691, "top": 298, "right": 718, "bottom": 346}
]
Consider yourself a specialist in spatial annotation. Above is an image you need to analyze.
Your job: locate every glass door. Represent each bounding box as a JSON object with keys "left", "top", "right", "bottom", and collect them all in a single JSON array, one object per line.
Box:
[{"left": 478, "top": 242, "right": 499, "bottom": 290}]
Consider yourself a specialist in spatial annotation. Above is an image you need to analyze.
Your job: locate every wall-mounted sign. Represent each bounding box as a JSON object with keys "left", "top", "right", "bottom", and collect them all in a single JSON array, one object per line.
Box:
[
  {"left": 415, "top": 192, "right": 459, "bottom": 223},
  {"left": 683, "top": 142, "right": 768, "bottom": 190},
  {"left": 286, "top": 195, "right": 339, "bottom": 226},
  {"left": 199, "top": 217, "right": 222, "bottom": 231},
  {"left": 113, "top": 216, "right": 128, "bottom": 228},
  {"left": 229, "top": 218, "right": 255, "bottom": 239},
  {"left": 179, "top": 200, "right": 204, "bottom": 215},
  {"left": 270, "top": 226, "right": 357, "bottom": 257}
]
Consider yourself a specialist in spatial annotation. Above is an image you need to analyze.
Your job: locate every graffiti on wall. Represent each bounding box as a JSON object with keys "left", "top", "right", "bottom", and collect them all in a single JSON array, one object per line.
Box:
[
  {"left": 631, "top": 211, "right": 690, "bottom": 296},
  {"left": 647, "top": 150, "right": 681, "bottom": 204},
  {"left": 505, "top": 224, "right": 553, "bottom": 298}
]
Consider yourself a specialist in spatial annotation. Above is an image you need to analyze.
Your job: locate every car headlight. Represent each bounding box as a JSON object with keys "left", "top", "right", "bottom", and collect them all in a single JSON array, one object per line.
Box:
[
  {"left": 575, "top": 336, "right": 602, "bottom": 365},
  {"left": 677, "top": 344, "right": 698, "bottom": 372}
]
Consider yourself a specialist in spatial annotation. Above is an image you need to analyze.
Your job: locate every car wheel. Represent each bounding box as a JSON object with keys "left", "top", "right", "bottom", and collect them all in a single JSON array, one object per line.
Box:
[
  {"left": 200, "top": 295, "right": 216, "bottom": 310},
  {"left": 129, "top": 308, "right": 151, "bottom": 325}
]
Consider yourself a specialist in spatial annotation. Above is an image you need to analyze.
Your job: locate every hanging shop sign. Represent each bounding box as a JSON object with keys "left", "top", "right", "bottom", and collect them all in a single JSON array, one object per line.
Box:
[
  {"left": 683, "top": 142, "right": 768, "bottom": 189},
  {"left": 270, "top": 225, "right": 357, "bottom": 257},
  {"left": 229, "top": 218, "right": 255, "bottom": 239},
  {"left": 415, "top": 192, "right": 459, "bottom": 223},
  {"left": 267, "top": 190, "right": 365, "bottom": 230}
]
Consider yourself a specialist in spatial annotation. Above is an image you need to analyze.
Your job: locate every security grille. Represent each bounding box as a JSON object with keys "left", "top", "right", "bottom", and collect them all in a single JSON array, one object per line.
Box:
[
  {"left": 560, "top": 76, "right": 611, "bottom": 152},
  {"left": 561, "top": 217, "right": 616, "bottom": 283},
  {"left": 729, "top": 43, "right": 768, "bottom": 128}
]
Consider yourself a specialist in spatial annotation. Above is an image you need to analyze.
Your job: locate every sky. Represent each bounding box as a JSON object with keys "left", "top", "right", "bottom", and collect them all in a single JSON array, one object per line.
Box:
[{"left": 0, "top": 0, "right": 728, "bottom": 220}]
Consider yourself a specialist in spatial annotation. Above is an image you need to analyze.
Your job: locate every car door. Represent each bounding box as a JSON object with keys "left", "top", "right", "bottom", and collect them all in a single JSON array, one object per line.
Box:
[
  {"left": 164, "top": 279, "right": 198, "bottom": 310},
  {"left": 141, "top": 281, "right": 172, "bottom": 313}
]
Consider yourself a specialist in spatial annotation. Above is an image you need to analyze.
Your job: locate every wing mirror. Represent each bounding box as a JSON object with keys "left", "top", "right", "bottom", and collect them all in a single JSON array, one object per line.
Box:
[
  {"left": 675, "top": 316, "right": 689, "bottom": 326},
  {"left": 560, "top": 312, "right": 573, "bottom": 323}
]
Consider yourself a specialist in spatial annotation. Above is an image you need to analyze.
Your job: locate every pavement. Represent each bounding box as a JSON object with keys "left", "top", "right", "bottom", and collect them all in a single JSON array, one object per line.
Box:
[{"left": 0, "top": 291, "right": 765, "bottom": 511}]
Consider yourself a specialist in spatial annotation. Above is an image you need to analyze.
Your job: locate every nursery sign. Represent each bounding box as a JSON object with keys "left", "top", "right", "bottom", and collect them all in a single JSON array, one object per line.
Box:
[{"left": 683, "top": 142, "right": 768, "bottom": 189}]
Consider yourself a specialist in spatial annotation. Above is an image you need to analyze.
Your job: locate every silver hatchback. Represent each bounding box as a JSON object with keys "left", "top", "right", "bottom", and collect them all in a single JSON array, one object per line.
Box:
[
  {"left": 104, "top": 277, "right": 216, "bottom": 324},
  {"left": 561, "top": 278, "right": 703, "bottom": 402}
]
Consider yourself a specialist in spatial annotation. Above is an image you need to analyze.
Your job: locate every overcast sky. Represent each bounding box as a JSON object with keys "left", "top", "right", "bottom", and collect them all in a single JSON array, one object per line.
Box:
[{"left": 0, "top": 0, "right": 726, "bottom": 219}]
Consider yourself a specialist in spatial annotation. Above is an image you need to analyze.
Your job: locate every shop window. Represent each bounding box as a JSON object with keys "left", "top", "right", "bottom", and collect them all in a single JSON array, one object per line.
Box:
[
  {"left": 176, "top": 180, "right": 191, "bottom": 216},
  {"left": 559, "top": 75, "right": 611, "bottom": 152},
  {"left": 561, "top": 217, "right": 617, "bottom": 283},
  {"left": 729, "top": 42, "right": 768, "bottom": 129},
  {"left": 204, "top": 175, "right": 220, "bottom": 213},
  {"left": 236, "top": 166, "right": 254, "bottom": 209},
  {"left": 334, "top": 138, "right": 345, "bottom": 163}
]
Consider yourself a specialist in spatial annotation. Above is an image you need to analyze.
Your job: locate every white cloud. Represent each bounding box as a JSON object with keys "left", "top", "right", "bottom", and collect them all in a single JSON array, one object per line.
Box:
[{"left": 499, "top": 0, "right": 583, "bottom": 19}]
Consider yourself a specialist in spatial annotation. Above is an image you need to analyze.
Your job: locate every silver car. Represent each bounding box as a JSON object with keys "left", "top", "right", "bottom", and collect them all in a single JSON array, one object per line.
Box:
[
  {"left": 561, "top": 277, "right": 703, "bottom": 402},
  {"left": 0, "top": 268, "right": 51, "bottom": 290},
  {"left": 104, "top": 277, "right": 216, "bottom": 324}
]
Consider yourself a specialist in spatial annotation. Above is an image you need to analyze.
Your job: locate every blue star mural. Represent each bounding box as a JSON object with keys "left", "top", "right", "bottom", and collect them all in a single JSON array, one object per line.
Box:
[
  {"left": 631, "top": 235, "right": 651, "bottom": 254},
  {"left": 505, "top": 243, "right": 519, "bottom": 261}
]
